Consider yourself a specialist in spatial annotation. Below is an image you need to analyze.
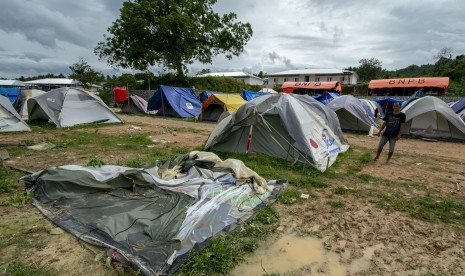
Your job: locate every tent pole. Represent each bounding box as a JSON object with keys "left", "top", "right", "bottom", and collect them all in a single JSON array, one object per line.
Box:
[
  {"left": 161, "top": 90, "right": 165, "bottom": 117},
  {"left": 246, "top": 110, "right": 255, "bottom": 153}
]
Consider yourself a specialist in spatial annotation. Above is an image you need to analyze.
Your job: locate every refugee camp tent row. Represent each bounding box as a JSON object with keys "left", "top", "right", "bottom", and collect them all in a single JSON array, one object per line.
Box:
[
  {"left": 368, "top": 77, "right": 449, "bottom": 96},
  {"left": 313, "top": 92, "right": 340, "bottom": 105},
  {"left": 327, "top": 95, "right": 378, "bottom": 132},
  {"left": 197, "top": 90, "right": 223, "bottom": 102},
  {"left": 281, "top": 81, "right": 342, "bottom": 95},
  {"left": 205, "top": 93, "right": 350, "bottom": 172},
  {"left": 241, "top": 90, "right": 267, "bottom": 101},
  {"left": 375, "top": 98, "right": 404, "bottom": 114},
  {"left": 12, "top": 89, "right": 46, "bottom": 120},
  {"left": 121, "top": 94, "right": 148, "bottom": 114},
  {"left": 22, "top": 151, "right": 287, "bottom": 274},
  {"left": 401, "top": 96, "right": 465, "bottom": 141},
  {"left": 148, "top": 85, "right": 201, "bottom": 118},
  {"left": 201, "top": 93, "right": 246, "bottom": 121},
  {"left": 0, "top": 95, "right": 31, "bottom": 132},
  {"left": 28, "top": 87, "right": 123, "bottom": 128}
]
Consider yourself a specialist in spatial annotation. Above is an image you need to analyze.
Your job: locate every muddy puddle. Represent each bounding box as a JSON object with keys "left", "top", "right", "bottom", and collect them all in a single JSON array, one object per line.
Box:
[{"left": 231, "top": 234, "right": 384, "bottom": 275}]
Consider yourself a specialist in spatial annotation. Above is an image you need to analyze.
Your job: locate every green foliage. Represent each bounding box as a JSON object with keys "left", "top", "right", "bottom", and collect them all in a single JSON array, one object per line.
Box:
[
  {"left": 0, "top": 167, "right": 21, "bottom": 194},
  {"left": 254, "top": 205, "right": 279, "bottom": 225},
  {"left": 95, "top": 0, "right": 253, "bottom": 76},
  {"left": 87, "top": 156, "right": 106, "bottom": 167},
  {"left": 355, "top": 58, "right": 383, "bottom": 82},
  {"left": 4, "top": 192, "right": 36, "bottom": 207},
  {"left": 332, "top": 186, "right": 350, "bottom": 195},
  {"left": 279, "top": 188, "right": 300, "bottom": 205},
  {"left": 0, "top": 260, "right": 58, "bottom": 276},
  {"left": 359, "top": 152, "right": 372, "bottom": 164},
  {"left": 69, "top": 58, "right": 103, "bottom": 88}
]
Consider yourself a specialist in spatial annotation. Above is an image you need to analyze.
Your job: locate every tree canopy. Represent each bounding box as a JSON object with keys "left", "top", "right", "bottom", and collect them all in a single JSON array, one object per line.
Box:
[
  {"left": 94, "top": 0, "right": 253, "bottom": 76},
  {"left": 69, "top": 58, "right": 103, "bottom": 88}
]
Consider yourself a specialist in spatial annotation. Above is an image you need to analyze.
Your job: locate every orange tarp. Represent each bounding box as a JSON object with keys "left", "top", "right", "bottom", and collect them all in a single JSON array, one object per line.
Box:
[
  {"left": 368, "top": 77, "right": 450, "bottom": 89},
  {"left": 281, "top": 81, "right": 342, "bottom": 93}
]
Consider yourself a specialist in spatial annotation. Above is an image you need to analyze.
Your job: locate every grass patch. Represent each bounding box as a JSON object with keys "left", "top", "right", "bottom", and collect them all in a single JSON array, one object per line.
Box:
[
  {"left": 332, "top": 186, "right": 352, "bottom": 195},
  {"left": 3, "top": 192, "right": 37, "bottom": 207},
  {"left": 86, "top": 156, "right": 106, "bottom": 167},
  {"left": 0, "top": 167, "right": 23, "bottom": 194},
  {"left": 328, "top": 200, "right": 345, "bottom": 209},
  {"left": 0, "top": 260, "right": 58, "bottom": 276},
  {"left": 377, "top": 194, "right": 465, "bottom": 224},
  {"left": 279, "top": 188, "right": 300, "bottom": 205}
]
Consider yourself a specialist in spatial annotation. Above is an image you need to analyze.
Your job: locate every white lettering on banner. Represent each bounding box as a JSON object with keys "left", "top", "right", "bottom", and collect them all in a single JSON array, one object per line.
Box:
[
  {"left": 46, "top": 98, "right": 55, "bottom": 103},
  {"left": 186, "top": 103, "right": 193, "bottom": 110}
]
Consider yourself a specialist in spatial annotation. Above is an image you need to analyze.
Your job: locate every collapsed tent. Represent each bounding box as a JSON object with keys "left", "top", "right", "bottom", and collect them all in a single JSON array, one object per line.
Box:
[
  {"left": 368, "top": 77, "right": 449, "bottom": 96},
  {"left": 22, "top": 151, "right": 287, "bottom": 275},
  {"left": 313, "top": 92, "right": 340, "bottom": 105},
  {"left": 0, "top": 95, "right": 31, "bottom": 132},
  {"left": 201, "top": 94, "right": 246, "bottom": 121},
  {"left": 205, "top": 94, "right": 350, "bottom": 172},
  {"left": 327, "top": 95, "right": 378, "bottom": 132},
  {"left": 281, "top": 81, "right": 342, "bottom": 95},
  {"left": 12, "top": 89, "right": 46, "bottom": 120},
  {"left": 241, "top": 90, "right": 267, "bottom": 101},
  {"left": 401, "top": 96, "right": 465, "bottom": 141},
  {"left": 147, "top": 85, "right": 201, "bottom": 118},
  {"left": 121, "top": 95, "right": 148, "bottom": 114},
  {"left": 28, "top": 87, "right": 123, "bottom": 128}
]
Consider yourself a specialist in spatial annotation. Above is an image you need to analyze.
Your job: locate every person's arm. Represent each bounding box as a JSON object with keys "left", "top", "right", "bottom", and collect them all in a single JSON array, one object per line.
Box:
[{"left": 377, "top": 121, "right": 386, "bottom": 137}]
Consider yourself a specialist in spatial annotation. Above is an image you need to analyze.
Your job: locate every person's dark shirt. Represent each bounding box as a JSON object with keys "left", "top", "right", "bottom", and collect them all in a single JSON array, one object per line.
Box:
[{"left": 383, "top": 112, "right": 406, "bottom": 138}]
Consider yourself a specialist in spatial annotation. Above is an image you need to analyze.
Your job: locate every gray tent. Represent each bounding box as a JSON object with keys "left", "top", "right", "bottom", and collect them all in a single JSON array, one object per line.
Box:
[
  {"left": 12, "top": 89, "right": 46, "bottom": 120},
  {"left": 0, "top": 95, "right": 31, "bottom": 132},
  {"left": 121, "top": 94, "right": 148, "bottom": 114},
  {"left": 205, "top": 94, "right": 350, "bottom": 172},
  {"left": 327, "top": 95, "right": 378, "bottom": 132},
  {"left": 28, "top": 87, "right": 123, "bottom": 128},
  {"left": 22, "top": 151, "right": 286, "bottom": 275},
  {"left": 401, "top": 96, "right": 465, "bottom": 141}
]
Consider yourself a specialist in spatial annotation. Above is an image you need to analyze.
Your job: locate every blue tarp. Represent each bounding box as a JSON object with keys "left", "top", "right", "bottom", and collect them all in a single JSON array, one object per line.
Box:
[
  {"left": 147, "top": 85, "right": 201, "bottom": 118},
  {"left": 401, "top": 90, "right": 424, "bottom": 110},
  {"left": 452, "top": 98, "right": 465, "bottom": 113},
  {"left": 0, "top": 88, "right": 20, "bottom": 102},
  {"left": 312, "top": 92, "right": 339, "bottom": 105},
  {"left": 241, "top": 90, "right": 267, "bottom": 101},
  {"left": 198, "top": 91, "right": 223, "bottom": 102},
  {"left": 359, "top": 100, "right": 376, "bottom": 120},
  {"left": 375, "top": 98, "right": 404, "bottom": 113}
]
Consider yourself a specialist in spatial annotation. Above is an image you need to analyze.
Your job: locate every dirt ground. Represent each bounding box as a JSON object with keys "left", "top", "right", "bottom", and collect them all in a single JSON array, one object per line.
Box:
[{"left": 1, "top": 114, "right": 465, "bottom": 275}]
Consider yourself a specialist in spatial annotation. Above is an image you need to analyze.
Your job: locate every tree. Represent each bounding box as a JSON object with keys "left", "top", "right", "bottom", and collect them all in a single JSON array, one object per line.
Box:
[
  {"left": 196, "top": 68, "right": 211, "bottom": 76},
  {"left": 94, "top": 0, "right": 253, "bottom": 76},
  {"left": 433, "top": 47, "right": 454, "bottom": 76},
  {"left": 69, "top": 58, "right": 103, "bottom": 88},
  {"left": 355, "top": 58, "right": 383, "bottom": 82}
]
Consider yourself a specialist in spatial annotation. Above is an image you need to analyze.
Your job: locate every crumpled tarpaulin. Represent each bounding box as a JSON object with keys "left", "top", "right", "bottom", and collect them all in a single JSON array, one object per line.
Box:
[{"left": 22, "top": 151, "right": 287, "bottom": 275}]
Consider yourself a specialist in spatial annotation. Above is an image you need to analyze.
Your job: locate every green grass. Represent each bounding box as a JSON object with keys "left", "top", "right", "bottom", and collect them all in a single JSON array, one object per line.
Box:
[
  {"left": 0, "top": 260, "right": 58, "bottom": 276},
  {"left": 86, "top": 156, "right": 106, "bottom": 167},
  {"left": 279, "top": 188, "right": 300, "bottom": 205},
  {"left": 0, "top": 167, "right": 23, "bottom": 194},
  {"left": 328, "top": 200, "right": 345, "bottom": 209}
]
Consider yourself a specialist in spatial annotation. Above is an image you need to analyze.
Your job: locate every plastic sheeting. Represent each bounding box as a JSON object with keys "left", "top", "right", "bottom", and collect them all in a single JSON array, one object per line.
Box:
[{"left": 22, "top": 151, "right": 286, "bottom": 275}]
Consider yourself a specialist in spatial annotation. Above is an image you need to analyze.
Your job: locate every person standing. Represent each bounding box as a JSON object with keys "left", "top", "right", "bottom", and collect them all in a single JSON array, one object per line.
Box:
[{"left": 373, "top": 102, "right": 406, "bottom": 164}]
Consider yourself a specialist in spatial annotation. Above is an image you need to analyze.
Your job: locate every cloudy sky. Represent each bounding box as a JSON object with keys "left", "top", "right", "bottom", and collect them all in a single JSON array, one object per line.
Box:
[{"left": 1, "top": 0, "right": 464, "bottom": 79}]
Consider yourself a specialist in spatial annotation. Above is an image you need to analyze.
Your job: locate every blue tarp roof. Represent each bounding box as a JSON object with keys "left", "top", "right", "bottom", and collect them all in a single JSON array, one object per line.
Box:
[
  {"left": 198, "top": 91, "right": 223, "bottom": 102},
  {"left": 241, "top": 90, "right": 267, "bottom": 101},
  {"left": 312, "top": 92, "right": 339, "bottom": 105},
  {"left": 401, "top": 90, "right": 424, "bottom": 110},
  {"left": 0, "top": 88, "right": 20, "bottom": 102},
  {"left": 147, "top": 85, "right": 201, "bottom": 117},
  {"left": 452, "top": 98, "right": 465, "bottom": 113}
]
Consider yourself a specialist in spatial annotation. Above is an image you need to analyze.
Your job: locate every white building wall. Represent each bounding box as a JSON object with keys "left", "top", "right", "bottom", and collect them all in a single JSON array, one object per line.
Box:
[{"left": 268, "top": 73, "right": 357, "bottom": 85}]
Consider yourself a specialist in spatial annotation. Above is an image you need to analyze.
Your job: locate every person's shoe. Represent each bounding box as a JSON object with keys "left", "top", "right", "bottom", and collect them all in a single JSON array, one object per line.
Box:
[
  {"left": 386, "top": 159, "right": 391, "bottom": 165},
  {"left": 372, "top": 157, "right": 378, "bottom": 161}
]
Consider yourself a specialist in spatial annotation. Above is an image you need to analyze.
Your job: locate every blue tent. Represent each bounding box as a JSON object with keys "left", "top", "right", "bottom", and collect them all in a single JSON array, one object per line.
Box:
[
  {"left": 241, "top": 90, "right": 267, "bottom": 101},
  {"left": 375, "top": 98, "right": 404, "bottom": 113},
  {"left": 312, "top": 92, "right": 339, "bottom": 105},
  {"left": 147, "top": 85, "right": 201, "bottom": 118},
  {"left": 0, "top": 88, "right": 20, "bottom": 102},
  {"left": 452, "top": 98, "right": 465, "bottom": 114},
  {"left": 198, "top": 91, "right": 223, "bottom": 102}
]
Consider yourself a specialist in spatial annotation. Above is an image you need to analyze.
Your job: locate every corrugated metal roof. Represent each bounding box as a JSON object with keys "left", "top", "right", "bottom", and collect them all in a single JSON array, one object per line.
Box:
[
  {"left": 0, "top": 80, "right": 26, "bottom": 86},
  {"left": 268, "top": 69, "right": 354, "bottom": 76},
  {"left": 198, "top": 72, "right": 263, "bottom": 80},
  {"left": 24, "top": 78, "right": 78, "bottom": 85}
]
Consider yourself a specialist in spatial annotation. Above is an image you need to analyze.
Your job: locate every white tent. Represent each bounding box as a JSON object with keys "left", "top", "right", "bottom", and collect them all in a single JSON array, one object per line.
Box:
[
  {"left": 28, "top": 87, "right": 122, "bottom": 128},
  {"left": 0, "top": 95, "right": 31, "bottom": 132},
  {"left": 327, "top": 95, "right": 378, "bottom": 132},
  {"left": 13, "top": 89, "right": 46, "bottom": 120},
  {"left": 258, "top": 88, "right": 278, "bottom": 94},
  {"left": 401, "top": 96, "right": 465, "bottom": 141}
]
